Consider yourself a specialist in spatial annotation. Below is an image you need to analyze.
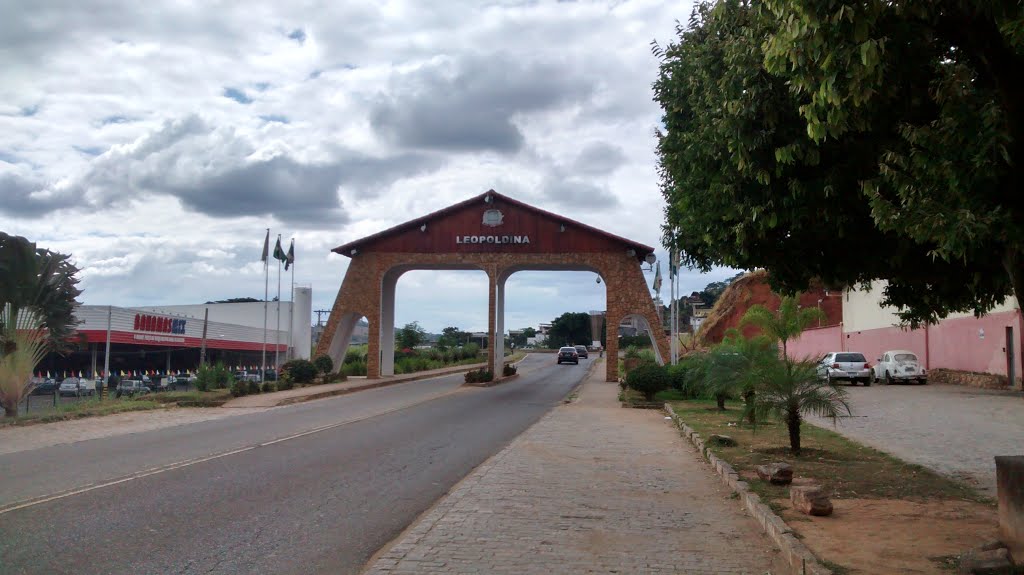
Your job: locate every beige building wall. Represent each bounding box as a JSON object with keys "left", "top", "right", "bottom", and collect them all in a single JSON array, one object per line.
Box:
[{"left": 843, "top": 280, "right": 1020, "bottom": 332}]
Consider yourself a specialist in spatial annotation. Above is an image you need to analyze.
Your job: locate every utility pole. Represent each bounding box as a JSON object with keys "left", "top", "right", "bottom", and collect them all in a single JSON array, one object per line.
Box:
[{"left": 314, "top": 309, "right": 330, "bottom": 326}]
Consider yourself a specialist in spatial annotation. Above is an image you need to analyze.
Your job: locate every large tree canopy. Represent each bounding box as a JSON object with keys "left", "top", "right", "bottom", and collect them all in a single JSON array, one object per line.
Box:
[{"left": 654, "top": 1, "right": 1024, "bottom": 327}]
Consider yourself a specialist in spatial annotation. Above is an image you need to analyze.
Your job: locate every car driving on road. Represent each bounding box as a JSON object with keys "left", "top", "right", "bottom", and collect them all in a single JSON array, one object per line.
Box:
[
  {"left": 574, "top": 345, "right": 589, "bottom": 359},
  {"left": 817, "top": 352, "right": 872, "bottom": 386},
  {"left": 873, "top": 350, "right": 927, "bottom": 385},
  {"left": 557, "top": 347, "right": 579, "bottom": 365}
]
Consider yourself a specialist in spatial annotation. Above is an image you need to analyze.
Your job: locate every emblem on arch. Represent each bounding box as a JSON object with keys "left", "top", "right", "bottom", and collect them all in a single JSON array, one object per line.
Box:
[{"left": 482, "top": 209, "right": 504, "bottom": 227}]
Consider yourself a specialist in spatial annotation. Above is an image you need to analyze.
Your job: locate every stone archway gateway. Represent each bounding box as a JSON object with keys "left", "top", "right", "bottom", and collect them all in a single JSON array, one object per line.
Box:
[{"left": 315, "top": 190, "right": 669, "bottom": 382}]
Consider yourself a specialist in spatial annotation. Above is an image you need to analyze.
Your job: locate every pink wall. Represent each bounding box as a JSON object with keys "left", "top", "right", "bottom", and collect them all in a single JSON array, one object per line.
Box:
[
  {"left": 787, "top": 309, "right": 1023, "bottom": 380},
  {"left": 928, "top": 310, "right": 1023, "bottom": 376},
  {"left": 845, "top": 328, "right": 926, "bottom": 368},
  {"left": 787, "top": 325, "right": 843, "bottom": 361}
]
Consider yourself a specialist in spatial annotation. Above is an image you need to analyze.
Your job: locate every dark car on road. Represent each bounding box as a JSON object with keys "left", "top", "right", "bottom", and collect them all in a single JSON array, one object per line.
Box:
[
  {"left": 574, "top": 345, "right": 589, "bottom": 359},
  {"left": 557, "top": 347, "right": 579, "bottom": 365}
]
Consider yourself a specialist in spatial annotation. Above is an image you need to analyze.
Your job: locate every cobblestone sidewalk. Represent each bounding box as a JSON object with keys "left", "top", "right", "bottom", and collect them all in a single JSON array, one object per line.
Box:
[{"left": 363, "top": 362, "right": 787, "bottom": 575}]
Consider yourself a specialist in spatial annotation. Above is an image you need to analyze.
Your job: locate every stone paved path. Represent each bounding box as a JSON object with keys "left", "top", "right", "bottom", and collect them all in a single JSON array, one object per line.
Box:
[
  {"left": 363, "top": 362, "right": 786, "bottom": 575},
  {"left": 808, "top": 383, "right": 1024, "bottom": 496}
]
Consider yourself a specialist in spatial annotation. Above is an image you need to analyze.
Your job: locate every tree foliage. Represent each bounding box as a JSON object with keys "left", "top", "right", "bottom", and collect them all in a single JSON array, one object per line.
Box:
[
  {"left": 0, "top": 233, "right": 82, "bottom": 417},
  {"left": 436, "top": 326, "right": 470, "bottom": 350},
  {"left": 396, "top": 321, "right": 427, "bottom": 350},
  {"left": 654, "top": 1, "right": 1024, "bottom": 327},
  {"left": 741, "top": 294, "right": 825, "bottom": 359},
  {"left": 546, "top": 312, "right": 592, "bottom": 347}
]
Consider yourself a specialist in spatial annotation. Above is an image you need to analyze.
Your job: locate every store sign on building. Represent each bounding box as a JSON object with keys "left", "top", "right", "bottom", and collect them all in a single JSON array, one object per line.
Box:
[{"left": 134, "top": 313, "right": 187, "bottom": 335}]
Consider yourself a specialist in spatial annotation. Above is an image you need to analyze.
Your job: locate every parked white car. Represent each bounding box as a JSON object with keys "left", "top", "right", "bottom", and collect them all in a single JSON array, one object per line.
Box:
[
  {"left": 816, "top": 352, "right": 873, "bottom": 386},
  {"left": 873, "top": 350, "right": 927, "bottom": 385},
  {"left": 59, "top": 377, "right": 97, "bottom": 397}
]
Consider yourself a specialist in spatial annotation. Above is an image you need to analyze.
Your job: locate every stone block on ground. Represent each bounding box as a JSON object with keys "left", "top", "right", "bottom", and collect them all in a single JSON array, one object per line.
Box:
[
  {"left": 707, "top": 434, "right": 737, "bottom": 447},
  {"left": 756, "top": 462, "right": 794, "bottom": 485},
  {"left": 957, "top": 547, "right": 1015, "bottom": 575},
  {"left": 790, "top": 485, "right": 833, "bottom": 516}
]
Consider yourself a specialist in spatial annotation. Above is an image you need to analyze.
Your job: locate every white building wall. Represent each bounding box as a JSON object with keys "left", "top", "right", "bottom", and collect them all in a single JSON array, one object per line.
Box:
[
  {"left": 844, "top": 280, "right": 1020, "bottom": 332},
  {"left": 292, "top": 287, "right": 313, "bottom": 359}
]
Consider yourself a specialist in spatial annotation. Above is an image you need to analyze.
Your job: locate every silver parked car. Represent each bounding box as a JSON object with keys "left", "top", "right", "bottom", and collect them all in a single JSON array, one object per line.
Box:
[
  {"left": 59, "top": 377, "right": 97, "bottom": 397},
  {"left": 873, "top": 350, "right": 927, "bottom": 385},
  {"left": 817, "top": 352, "right": 872, "bottom": 386}
]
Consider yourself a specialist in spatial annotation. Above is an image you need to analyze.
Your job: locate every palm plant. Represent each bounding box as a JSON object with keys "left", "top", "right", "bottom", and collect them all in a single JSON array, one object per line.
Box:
[
  {"left": 0, "top": 233, "right": 82, "bottom": 417},
  {"left": 704, "top": 329, "right": 776, "bottom": 419},
  {"left": 748, "top": 356, "right": 851, "bottom": 455},
  {"left": 741, "top": 294, "right": 825, "bottom": 360}
]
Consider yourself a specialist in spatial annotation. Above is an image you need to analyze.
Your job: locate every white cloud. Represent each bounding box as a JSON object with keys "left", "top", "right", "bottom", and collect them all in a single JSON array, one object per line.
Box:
[{"left": 0, "top": 0, "right": 741, "bottom": 333}]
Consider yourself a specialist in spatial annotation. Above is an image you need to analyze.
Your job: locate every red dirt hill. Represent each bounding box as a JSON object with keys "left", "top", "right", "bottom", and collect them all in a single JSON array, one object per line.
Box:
[{"left": 698, "top": 270, "right": 843, "bottom": 345}]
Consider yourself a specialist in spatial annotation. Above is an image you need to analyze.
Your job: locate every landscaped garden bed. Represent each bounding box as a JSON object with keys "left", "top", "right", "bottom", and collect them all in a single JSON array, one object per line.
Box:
[{"left": 670, "top": 398, "right": 997, "bottom": 574}]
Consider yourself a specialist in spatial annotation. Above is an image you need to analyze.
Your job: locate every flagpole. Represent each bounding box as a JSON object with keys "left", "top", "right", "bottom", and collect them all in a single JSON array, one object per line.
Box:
[
  {"left": 262, "top": 228, "right": 269, "bottom": 381},
  {"left": 289, "top": 237, "right": 295, "bottom": 360},
  {"left": 275, "top": 234, "right": 282, "bottom": 371}
]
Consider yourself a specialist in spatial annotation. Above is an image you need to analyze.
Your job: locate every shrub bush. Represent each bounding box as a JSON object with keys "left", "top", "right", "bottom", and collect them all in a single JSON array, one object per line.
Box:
[
  {"left": 230, "top": 379, "right": 248, "bottom": 397},
  {"left": 619, "top": 335, "right": 652, "bottom": 348},
  {"left": 276, "top": 372, "right": 294, "bottom": 391},
  {"left": 502, "top": 363, "right": 517, "bottom": 377},
  {"left": 195, "top": 361, "right": 234, "bottom": 392},
  {"left": 323, "top": 372, "right": 347, "bottom": 384},
  {"left": 313, "top": 354, "right": 334, "bottom": 374},
  {"left": 341, "top": 360, "right": 367, "bottom": 376},
  {"left": 464, "top": 368, "right": 493, "bottom": 383},
  {"left": 261, "top": 381, "right": 276, "bottom": 393},
  {"left": 623, "top": 345, "right": 641, "bottom": 359},
  {"left": 281, "top": 359, "right": 317, "bottom": 384},
  {"left": 626, "top": 363, "right": 670, "bottom": 401},
  {"left": 247, "top": 380, "right": 261, "bottom": 395}
]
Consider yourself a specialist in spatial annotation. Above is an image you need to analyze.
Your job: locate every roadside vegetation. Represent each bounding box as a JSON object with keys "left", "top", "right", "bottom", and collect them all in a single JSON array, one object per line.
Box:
[
  {"left": 339, "top": 343, "right": 484, "bottom": 376},
  {"left": 0, "top": 396, "right": 166, "bottom": 428}
]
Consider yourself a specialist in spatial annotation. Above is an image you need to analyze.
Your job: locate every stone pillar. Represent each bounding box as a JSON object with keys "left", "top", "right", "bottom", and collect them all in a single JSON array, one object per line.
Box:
[
  {"left": 997, "top": 455, "right": 1024, "bottom": 562},
  {"left": 493, "top": 277, "right": 506, "bottom": 373},
  {"left": 487, "top": 270, "right": 497, "bottom": 376},
  {"left": 380, "top": 272, "right": 398, "bottom": 376},
  {"left": 605, "top": 307, "right": 620, "bottom": 382}
]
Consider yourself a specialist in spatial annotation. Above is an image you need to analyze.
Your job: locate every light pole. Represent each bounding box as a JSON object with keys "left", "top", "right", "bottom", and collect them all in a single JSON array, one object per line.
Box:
[{"left": 817, "top": 298, "right": 823, "bottom": 327}]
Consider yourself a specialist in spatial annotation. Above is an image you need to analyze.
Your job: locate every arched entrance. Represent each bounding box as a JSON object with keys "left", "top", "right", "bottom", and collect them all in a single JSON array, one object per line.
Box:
[{"left": 316, "top": 190, "right": 669, "bottom": 382}]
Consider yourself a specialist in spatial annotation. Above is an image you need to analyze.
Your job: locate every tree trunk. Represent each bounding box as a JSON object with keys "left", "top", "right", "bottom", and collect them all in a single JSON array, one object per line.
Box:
[
  {"left": 743, "top": 389, "right": 756, "bottom": 423},
  {"left": 1004, "top": 247, "right": 1024, "bottom": 391},
  {"left": 4, "top": 401, "right": 17, "bottom": 418},
  {"left": 716, "top": 393, "right": 726, "bottom": 410},
  {"left": 787, "top": 409, "right": 802, "bottom": 456}
]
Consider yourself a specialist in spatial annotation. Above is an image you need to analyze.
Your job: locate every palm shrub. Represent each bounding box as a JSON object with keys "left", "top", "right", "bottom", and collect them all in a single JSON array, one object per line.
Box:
[
  {"left": 748, "top": 356, "right": 851, "bottom": 455},
  {"left": 0, "top": 233, "right": 82, "bottom": 417},
  {"left": 230, "top": 378, "right": 248, "bottom": 397},
  {"left": 313, "top": 354, "right": 334, "bottom": 374},
  {"left": 703, "top": 329, "right": 775, "bottom": 414},
  {"left": 276, "top": 371, "right": 294, "bottom": 390},
  {"left": 626, "top": 363, "right": 670, "bottom": 401}
]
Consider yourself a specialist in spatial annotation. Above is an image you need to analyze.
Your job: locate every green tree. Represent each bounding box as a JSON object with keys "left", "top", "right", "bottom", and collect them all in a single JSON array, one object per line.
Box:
[
  {"left": 437, "top": 326, "right": 469, "bottom": 350},
  {"left": 741, "top": 295, "right": 825, "bottom": 361},
  {"left": 547, "top": 312, "right": 591, "bottom": 347},
  {"left": 654, "top": 1, "right": 1023, "bottom": 329},
  {"left": 703, "top": 329, "right": 776, "bottom": 414},
  {"left": 0, "top": 233, "right": 82, "bottom": 417},
  {"left": 396, "top": 321, "right": 427, "bottom": 350}
]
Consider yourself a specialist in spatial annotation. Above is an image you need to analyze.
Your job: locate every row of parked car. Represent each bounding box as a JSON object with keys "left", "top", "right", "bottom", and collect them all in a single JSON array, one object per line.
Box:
[
  {"left": 29, "top": 374, "right": 198, "bottom": 398},
  {"left": 816, "top": 349, "right": 927, "bottom": 386}
]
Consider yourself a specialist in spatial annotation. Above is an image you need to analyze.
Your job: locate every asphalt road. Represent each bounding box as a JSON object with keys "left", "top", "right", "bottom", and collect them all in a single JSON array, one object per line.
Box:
[{"left": 0, "top": 353, "right": 588, "bottom": 575}]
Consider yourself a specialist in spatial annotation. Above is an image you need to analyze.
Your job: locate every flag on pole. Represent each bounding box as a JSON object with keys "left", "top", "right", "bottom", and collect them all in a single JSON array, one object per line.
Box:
[
  {"left": 653, "top": 262, "right": 663, "bottom": 294},
  {"left": 261, "top": 230, "right": 270, "bottom": 263},
  {"left": 273, "top": 236, "right": 287, "bottom": 263},
  {"left": 284, "top": 239, "right": 295, "bottom": 270},
  {"left": 669, "top": 248, "right": 678, "bottom": 278}
]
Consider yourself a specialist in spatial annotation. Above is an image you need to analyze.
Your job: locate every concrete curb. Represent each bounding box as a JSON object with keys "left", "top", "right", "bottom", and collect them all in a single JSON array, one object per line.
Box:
[{"left": 664, "top": 403, "right": 833, "bottom": 575}]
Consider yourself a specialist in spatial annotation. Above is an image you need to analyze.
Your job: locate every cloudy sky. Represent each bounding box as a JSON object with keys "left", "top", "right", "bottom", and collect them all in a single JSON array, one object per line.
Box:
[{"left": 1, "top": 0, "right": 737, "bottom": 334}]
